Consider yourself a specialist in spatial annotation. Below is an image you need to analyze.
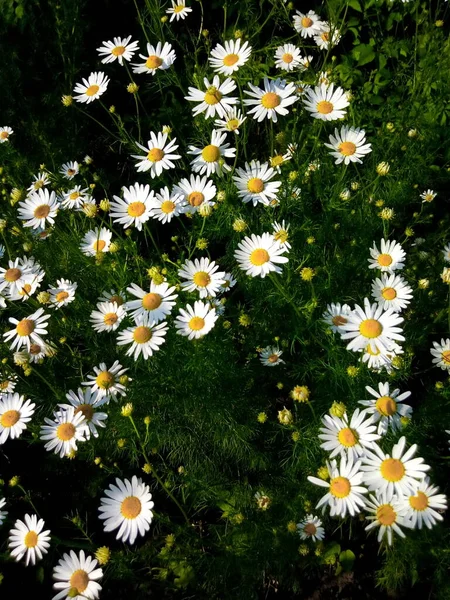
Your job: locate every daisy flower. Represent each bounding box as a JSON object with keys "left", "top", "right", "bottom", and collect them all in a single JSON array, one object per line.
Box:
[
  {"left": 0, "top": 257, "right": 42, "bottom": 299},
  {"left": 25, "top": 340, "right": 55, "bottom": 364},
  {"left": 131, "top": 42, "right": 176, "bottom": 75},
  {"left": 293, "top": 10, "right": 325, "bottom": 38},
  {"left": 307, "top": 455, "right": 368, "bottom": 518},
  {"left": 360, "top": 382, "right": 413, "bottom": 435},
  {"left": 178, "top": 257, "right": 226, "bottom": 298},
  {"left": 430, "top": 338, "right": 450, "bottom": 371},
  {"left": 322, "top": 303, "right": 352, "bottom": 333},
  {"left": 218, "top": 273, "right": 237, "bottom": 293},
  {"left": 274, "top": 44, "right": 303, "bottom": 71},
  {"left": 48, "top": 278, "right": 77, "bottom": 309},
  {"left": 338, "top": 298, "right": 405, "bottom": 353},
  {"left": 53, "top": 550, "right": 103, "bottom": 600},
  {"left": 420, "top": 189, "right": 436, "bottom": 203},
  {"left": 0, "top": 126, "right": 13, "bottom": 142},
  {"left": 259, "top": 346, "right": 284, "bottom": 367},
  {"left": 99, "top": 476, "right": 154, "bottom": 544},
  {"left": 166, "top": 0, "right": 192, "bottom": 22},
  {"left": 8, "top": 514, "right": 51, "bottom": 566},
  {"left": 80, "top": 227, "right": 112, "bottom": 256},
  {"left": 368, "top": 239, "right": 406, "bottom": 273},
  {"left": 442, "top": 243, "right": 450, "bottom": 263},
  {"left": 82, "top": 360, "right": 129, "bottom": 402},
  {"left": 175, "top": 300, "right": 218, "bottom": 340},
  {"left": 188, "top": 130, "right": 236, "bottom": 176},
  {"left": 73, "top": 71, "right": 110, "bottom": 104},
  {"left": 185, "top": 75, "right": 238, "bottom": 119},
  {"left": 235, "top": 232, "right": 289, "bottom": 278},
  {"left": 360, "top": 436, "right": 430, "bottom": 499},
  {"left": 0, "top": 376, "right": 17, "bottom": 395},
  {"left": 359, "top": 342, "right": 403, "bottom": 374},
  {"left": 232, "top": 160, "right": 281, "bottom": 207},
  {"left": 3, "top": 308, "right": 50, "bottom": 352},
  {"left": 173, "top": 174, "right": 216, "bottom": 214},
  {"left": 110, "top": 183, "right": 154, "bottom": 230},
  {"left": 117, "top": 316, "right": 168, "bottom": 360},
  {"left": 314, "top": 26, "right": 341, "bottom": 50},
  {"left": 125, "top": 281, "right": 178, "bottom": 322},
  {"left": 299, "top": 55, "right": 314, "bottom": 70},
  {"left": 132, "top": 131, "right": 181, "bottom": 177},
  {"left": 150, "top": 187, "right": 185, "bottom": 223},
  {"left": 90, "top": 301, "right": 126, "bottom": 333},
  {"left": 97, "top": 36, "right": 139, "bottom": 65},
  {"left": 269, "top": 151, "right": 293, "bottom": 173},
  {"left": 209, "top": 38, "right": 252, "bottom": 75},
  {"left": 0, "top": 393, "right": 36, "bottom": 445},
  {"left": 27, "top": 171, "right": 50, "bottom": 193},
  {"left": 303, "top": 84, "right": 349, "bottom": 121},
  {"left": 364, "top": 492, "right": 410, "bottom": 546},
  {"left": 371, "top": 273, "right": 413, "bottom": 312},
  {"left": 60, "top": 186, "right": 91, "bottom": 210},
  {"left": 243, "top": 77, "right": 297, "bottom": 123},
  {"left": 272, "top": 220, "right": 291, "bottom": 250},
  {"left": 0, "top": 498, "right": 7, "bottom": 525},
  {"left": 17, "top": 188, "right": 59, "bottom": 230},
  {"left": 319, "top": 409, "right": 380, "bottom": 461},
  {"left": 297, "top": 515, "right": 325, "bottom": 542},
  {"left": 58, "top": 388, "right": 108, "bottom": 439},
  {"left": 324, "top": 126, "right": 372, "bottom": 165},
  {"left": 214, "top": 108, "right": 247, "bottom": 135},
  {"left": 98, "top": 288, "right": 126, "bottom": 306},
  {"left": 402, "top": 478, "right": 447, "bottom": 530},
  {"left": 40, "top": 406, "right": 88, "bottom": 458},
  {"left": 59, "top": 161, "right": 79, "bottom": 179}
]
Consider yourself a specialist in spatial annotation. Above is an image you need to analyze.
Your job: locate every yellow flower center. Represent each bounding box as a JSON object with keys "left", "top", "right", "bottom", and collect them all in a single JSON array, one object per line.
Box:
[
  {"left": 204, "top": 87, "right": 222, "bottom": 105},
  {"left": 30, "top": 343, "right": 42, "bottom": 355},
  {"left": 147, "top": 148, "right": 164, "bottom": 162},
  {"left": 133, "top": 326, "right": 152, "bottom": 344},
  {"left": 337, "top": 427, "right": 359, "bottom": 447},
  {"left": 365, "top": 344, "right": 380, "bottom": 356},
  {"left": 223, "top": 53, "right": 239, "bottom": 66},
  {"left": 316, "top": 101, "right": 333, "bottom": 114},
  {"left": 274, "top": 229, "right": 288, "bottom": 243},
  {"left": 282, "top": 53, "right": 294, "bottom": 64},
  {"left": 121, "top": 496, "right": 142, "bottom": 519},
  {"left": 86, "top": 84, "right": 100, "bottom": 97},
  {"left": 301, "top": 16, "right": 313, "bottom": 27},
  {"left": 247, "top": 177, "right": 264, "bottom": 194},
  {"left": 332, "top": 315, "right": 347, "bottom": 326},
  {"left": 227, "top": 118, "right": 240, "bottom": 130},
  {"left": 381, "top": 287, "right": 397, "bottom": 300},
  {"left": 271, "top": 155, "right": 284, "bottom": 167},
  {"left": 69, "top": 570, "right": 89, "bottom": 593},
  {"left": 189, "top": 316, "right": 205, "bottom": 331},
  {"left": 268, "top": 354, "right": 279, "bottom": 363},
  {"left": 34, "top": 204, "right": 50, "bottom": 219},
  {"left": 174, "top": 4, "right": 184, "bottom": 12},
  {"left": 96, "top": 371, "right": 115, "bottom": 389},
  {"left": 142, "top": 293, "right": 162, "bottom": 310},
  {"left": 0, "top": 409, "right": 20, "bottom": 428},
  {"left": 161, "top": 200, "right": 175, "bottom": 214},
  {"left": 93, "top": 240, "right": 106, "bottom": 252},
  {"left": 103, "top": 312, "right": 118, "bottom": 326},
  {"left": 109, "top": 294, "right": 124, "bottom": 306},
  {"left": 69, "top": 191, "right": 81, "bottom": 200},
  {"left": 377, "top": 253, "right": 393, "bottom": 267},
  {"left": 56, "top": 422, "right": 76, "bottom": 441},
  {"left": 0, "top": 381, "right": 9, "bottom": 390},
  {"left": 321, "top": 31, "right": 330, "bottom": 42},
  {"left": 329, "top": 476, "right": 351, "bottom": 498},
  {"left": 359, "top": 318, "right": 382, "bottom": 338},
  {"left": 250, "top": 248, "right": 270, "bottom": 266},
  {"left": 19, "top": 283, "right": 32, "bottom": 297},
  {"left": 201, "top": 144, "right": 220, "bottom": 163},
  {"left": 67, "top": 169, "right": 76, "bottom": 177},
  {"left": 441, "top": 350, "right": 450, "bottom": 364},
  {"left": 376, "top": 504, "right": 396, "bottom": 526},
  {"left": 193, "top": 271, "right": 211, "bottom": 287},
  {"left": 56, "top": 291, "right": 69, "bottom": 303},
  {"left": 34, "top": 180, "right": 44, "bottom": 189},
  {"left": 0, "top": 131, "right": 9, "bottom": 139},
  {"left": 146, "top": 55, "right": 163, "bottom": 69},
  {"left": 188, "top": 191, "right": 204, "bottom": 206},
  {"left": 380, "top": 458, "right": 405, "bottom": 482},
  {"left": 74, "top": 403, "right": 94, "bottom": 421},
  {"left": 112, "top": 45, "right": 126, "bottom": 56},
  {"left": 303, "top": 523, "right": 317, "bottom": 536},
  {"left": 127, "top": 201, "right": 146, "bottom": 217},
  {"left": 339, "top": 142, "right": 357, "bottom": 156},
  {"left": 16, "top": 319, "right": 35, "bottom": 337},
  {"left": 24, "top": 531, "right": 38, "bottom": 548},
  {"left": 4, "top": 268, "right": 21, "bottom": 282},
  {"left": 375, "top": 396, "right": 397, "bottom": 416},
  {"left": 409, "top": 491, "right": 429, "bottom": 511},
  {"left": 261, "top": 92, "right": 280, "bottom": 109}
]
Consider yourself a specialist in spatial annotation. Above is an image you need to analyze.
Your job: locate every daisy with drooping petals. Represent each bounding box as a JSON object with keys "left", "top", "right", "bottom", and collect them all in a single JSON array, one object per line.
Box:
[
  {"left": 60, "top": 186, "right": 91, "bottom": 210},
  {"left": 80, "top": 227, "right": 112, "bottom": 256},
  {"left": 430, "top": 338, "right": 450, "bottom": 371},
  {"left": 0, "top": 126, "right": 13, "bottom": 142},
  {"left": 214, "top": 107, "right": 247, "bottom": 135},
  {"left": 125, "top": 281, "right": 178, "bottom": 322},
  {"left": 0, "top": 393, "right": 35, "bottom": 445},
  {"left": 368, "top": 239, "right": 406, "bottom": 273},
  {"left": 178, "top": 257, "right": 226, "bottom": 298},
  {"left": 117, "top": 316, "right": 168, "bottom": 360},
  {"left": 185, "top": 75, "right": 238, "bottom": 119},
  {"left": 360, "top": 382, "right": 412, "bottom": 435},
  {"left": 110, "top": 183, "right": 154, "bottom": 231},
  {"left": 82, "top": 361, "right": 129, "bottom": 403},
  {"left": 209, "top": 38, "right": 252, "bottom": 75},
  {"left": 244, "top": 78, "right": 297, "bottom": 123},
  {"left": 99, "top": 476, "right": 154, "bottom": 544},
  {"left": 28, "top": 171, "right": 50, "bottom": 193},
  {"left": 73, "top": 71, "right": 110, "bottom": 104},
  {"left": 360, "top": 436, "right": 430, "bottom": 500},
  {"left": 402, "top": 478, "right": 447, "bottom": 530},
  {"left": 97, "top": 36, "right": 139, "bottom": 65},
  {"left": 175, "top": 300, "right": 218, "bottom": 340},
  {"left": 8, "top": 514, "right": 51, "bottom": 566},
  {"left": 318, "top": 409, "right": 380, "bottom": 461},
  {"left": 166, "top": 0, "right": 192, "bottom": 22},
  {"left": 274, "top": 44, "right": 303, "bottom": 71},
  {"left": 371, "top": 273, "right": 413, "bottom": 312},
  {"left": 218, "top": 273, "right": 237, "bottom": 293},
  {"left": 297, "top": 515, "right": 325, "bottom": 542},
  {"left": 173, "top": 175, "right": 216, "bottom": 214},
  {"left": 307, "top": 455, "right": 368, "bottom": 518},
  {"left": 98, "top": 288, "right": 126, "bottom": 306},
  {"left": 233, "top": 160, "right": 281, "bottom": 207},
  {"left": 314, "top": 27, "right": 341, "bottom": 50},
  {"left": 59, "top": 161, "right": 79, "bottom": 179},
  {"left": 90, "top": 301, "right": 126, "bottom": 333},
  {"left": 420, "top": 189, "right": 436, "bottom": 203},
  {"left": 48, "top": 279, "right": 77, "bottom": 309},
  {"left": 188, "top": 130, "right": 236, "bottom": 176},
  {"left": 131, "top": 42, "right": 176, "bottom": 75},
  {"left": 293, "top": 10, "right": 325, "bottom": 37},
  {"left": 17, "top": 188, "right": 59, "bottom": 230},
  {"left": 58, "top": 388, "right": 107, "bottom": 439},
  {"left": 259, "top": 346, "right": 284, "bottom": 367},
  {"left": 322, "top": 303, "right": 352, "bottom": 333},
  {"left": 3, "top": 308, "right": 50, "bottom": 352},
  {"left": 303, "top": 83, "right": 349, "bottom": 121},
  {"left": 25, "top": 340, "right": 55, "bottom": 364},
  {"left": 364, "top": 492, "right": 410, "bottom": 546},
  {"left": 0, "top": 498, "right": 7, "bottom": 525},
  {"left": 40, "top": 406, "right": 88, "bottom": 458},
  {"left": 132, "top": 131, "right": 181, "bottom": 177},
  {"left": 150, "top": 187, "right": 185, "bottom": 223},
  {"left": 53, "top": 550, "right": 103, "bottom": 600},
  {"left": 272, "top": 220, "right": 291, "bottom": 250},
  {"left": 235, "top": 232, "right": 289, "bottom": 278},
  {"left": 324, "top": 126, "right": 372, "bottom": 165}
]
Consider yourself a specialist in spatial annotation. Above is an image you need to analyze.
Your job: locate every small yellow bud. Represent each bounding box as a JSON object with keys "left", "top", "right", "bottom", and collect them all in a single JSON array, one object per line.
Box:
[
  {"left": 117, "top": 438, "right": 127, "bottom": 448},
  {"left": 298, "top": 544, "right": 309, "bottom": 556},
  {"left": 291, "top": 431, "right": 300, "bottom": 442},
  {"left": 287, "top": 521, "right": 297, "bottom": 533},
  {"left": 290, "top": 385, "right": 310, "bottom": 403},
  {"left": 317, "top": 466, "right": 329, "bottom": 480},
  {"left": 201, "top": 29, "right": 209, "bottom": 37},
  {"left": 196, "top": 237, "right": 209, "bottom": 250},
  {"left": 222, "top": 320, "right": 231, "bottom": 329},
  {"left": 61, "top": 95, "right": 73, "bottom": 106},
  {"left": 118, "top": 375, "right": 129, "bottom": 386},
  {"left": 276, "top": 382, "right": 284, "bottom": 390},
  {"left": 233, "top": 218, "right": 247, "bottom": 232},
  {"left": 9, "top": 476, "right": 20, "bottom": 487},
  {"left": 144, "top": 416, "right": 151, "bottom": 425},
  {"left": 300, "top": 267, "right": 315, "bottom": 281},
  {"left": 257, "top": 412, "right": 268, "bottom": 423},
  {"left": 376, "top": 161, "right": 390, "bottom": 176},
  {"left": 99, "top": 198, "right": 110, "bottom": 211},
  {"left": 347, "top": 366, "right": 359, "bottom": 378},
  {"left": 10, "top": 188, "right": 24, "bottom": 205},
  {"left": 330, "top": 401, "right": 346, "bottom": 417},
  {"left": 435, "top": 20, "right": 444, "bottom": 27},
  {"left": 109, "top": 241, "right": 120, "bottom": 253},
  {"left": 94, "top": 457, "right": 102, "bottom": 465},
  {"left": 127, "top": 82, "right": 139, "bottom": 94},
  {"left": 418, "top": 278, "right": 429, "bottom": 289},
  {"left": 142, "top": 463, "right": 152, "bottom": 474},
  {"left": 165, "top": 534, "right": 176, "bottom": 547},
  {"left": 198, "top": 203, "right": 212, "bottom": 217},
  {"left": 121, "top": 403, "right": 133, "bottom": 417},
  {"left": 109, "top": 105, "right": 116, "bottom": 114},
  {"left": 278, "top": 407, "right": 293, "bottom": 425},
  {"left": 234, "top": 29, "right": 243, "bottom": 39},
  {"left": 239, "top": 314, "right": 251, "bottom": 327},
  {"left": 95, "top": 546, "right": 111, "bottom": 565},
  {"left": 161, "top": 14, "right": 168, "bottom": 22}
]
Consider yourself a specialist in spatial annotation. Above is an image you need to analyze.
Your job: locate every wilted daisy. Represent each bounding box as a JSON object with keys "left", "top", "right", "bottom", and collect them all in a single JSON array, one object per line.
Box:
[
  {"left": 314, "top": 26, "right": 341, "bottom": 50},
  {"left": 307, "top": 455, "right": 368, "bottom": 518},
  {"left": 178, "top": 257, "right": 226, "bottom": 299},
  {"left": 0, "top": 126, "right": 13, "bottom": 142},
  {"left": 368, "top": 239, "right": 406, "bottom": 273},
  {"left": 233, "top": 160, "right": 281, "bottom": 206},
  {"left": 175, "top": 300, "right": 218, "bottom": 340},
  {"left": 324, "top": 126, "right": 372, "bottom": 165},
  {"left": 53, "top": 550, "right": 103, "bottom": 600},
  {"left": 318, "top": 409, "right": 380, "bottom": 461},
  {"left": 97, "top": 36, "right": 139, "bottom": 65},
  {"left": 371, "top": 273, "right": 413, "bottom": 312},
  {"left": 272, "top": 221, "right": 291, "bottom": 250},
  {"left": 4, "top": 308, "right": 50, "bottom": 352},
  {"left": 244, "top": 77, "right": 297, "bottom": 123},
  {"left": 8, "top": 514, "right": 51, "bottom": 566},
  {"left": 430, "top": 338, "right": 450, "bottom": 371},
  {"left": 293, "top": 10, "right": 325, "bottom": 37},
  {"left": 131, "top": 42, "right": 176, "bottom": 75},
  {"left": 132, "top": 131, "right": 181, "bottom": 177},
  {"left": 25, "top": 340, "right": 55, "bottom": 364},
  {"left": 110, "top": 183, "right": 154, "bottom": 230},
  {"left": 364, "top": 492, "right": 410, "bottom": 546},
  {"left": 82, "top": 361, "right": 129, "bottom": 402},
  {"left": 60, "top": 186, "right": 91, "bottom": 210},
  {"left": 442, "top": 243, "right": 450, "bottom": 263},
  {"left": 27, "top": 171, "right": 50, "bottom": 193},
  {"left": 17, "top": 188, "right": 59, "bottom": 230},
  {"left": 150, "top": 187, "right": 185, "bottom": 223},
  {"left": 259, "top": 346, "right": 284, "bottom": 367},
  {"left": 0, "top": 393, "right": 35, "bottom": 445},
  {"left": 40, "top": 406, "right": 88, "bottom": 458},
  {"left": 185, "top": 75, "right": 238, "bottom": 119},
  {"left": 297, "top": 515, "right": 325, "bottom": 542},
  {"left": 125, "top": 281, "right": 178, "bottom": 322},
  {"left": 188, "top": 130, "right": 236, "bottom": 176},
  {"left": 99, "top": 476, "right": 154, "bottom": 544},
  {"left": 360, "top": 382, "right": 412, "bottom": 435},
  {"left": 173, "top": 174, "right": 216, "bottom": 214},
  {"left": 214, "top": 107, "right": 246, "bottom": 135},
  {"left": 322, "top": 303, "right": 352, "bottom": 333},
  {"left": 58, "top": 388, "right": 108, "bottom": 439},
  {"left": 303, "top": 84, "right": 349, "bottom": 121},
  {"left": 0, "top": 498, "right": 7, "bottom": 525},
  {"left": 59, "top": 161, "right": 79, "bottom": 179},
  {"left": 274, "top": 44, "right": 302, "bottom": 71},
  {"left": 420, "top": 189, "right": 436, "bottom": 203},
  {"left": 218, "top": 273, "right": 237, "bottom": 293},
  {"left": 166, "top": 0, "right": 192, "bottom": 21},
  {"left": 235, "top": 232, "right": 289, "bottom": 278},
  {"left": 80, "top": 227, "right": 112, "bottom": 256},
  {"left": 209, "top": 38, "right": 252, "bottom": 75},
  {"left": 117, "top": 316, "right": 168, "bottom": 360},
  {"left": 48, "top": 279, "right": 77, "bottom": 309},
  {"left": 90, "top": 301, "right": 126, "bottom": 333},
  {"left": 402, "top": 478, "right": 447, "bottom": 530},
  {"left": 73, "top": 71, "right": 109, "bottom": 104}
]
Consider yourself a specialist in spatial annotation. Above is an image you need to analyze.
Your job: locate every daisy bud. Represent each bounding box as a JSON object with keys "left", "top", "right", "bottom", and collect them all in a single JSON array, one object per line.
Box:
[
  {"left": 109, "top": 241, "right": 120, "bottom": 253},
  {"left": 405, "top": 227, "right": 414, "bottom": 237},
  {"left": 317, "top": 466, "right": 329, "bottom": 480},
  {"left": 300, "top": 267, "right": 315, "bottom": 281},
  {"left": 257, "top": 412, "right": 268, "bottom": 423},
  {"left": 288, "top": 171, "right": 298, "bottom": 181},
  {"left": 298, "top": 544, "right": 309, "bottom": 556},
  {"left": 386, "top": 122, "right": 395, "bottom": 132},
  {"left": 418, "top": 276, "right": 429, "bottom": 288},
  {"left": 9, "top": 476, "right": 20, "bottom": 487},
  {"left": 198, "top": 204, "right": 213, "bottom": 217},
  {"left": 216, "top": 190, "right": 226, "bottom": 202},
  {"left": 291, "top": 431, "right": 300, "bottom": 442},
  {"left": 196, "top": 237, "right": 209, "bottom": 250},
  {"left": 379, "top": 207, "right": 395, "bottom": 221},
  {"left": 329, "top": 401, "right": 346, "bottom": 418},
  {"left": 109, "top": 105, "right": 116, "bottom": 113},
  {"left": 201, "top": 29, "right": 209, "bottom": 37},
  {"left": 304, "top": 501, "right": 312, "bottom": 511},
  {"left": 165, "top": 534, "right": 176, "bottom": 547},
  {"left": 13, "top": 352, "right": 29, "bottom": 366},
  {"left": 99, "top": 198, "right": 110, "bottom": 211},
  {"left": 61, "top": 95, "right": 73, "bottom": 106},
  {"left": 222, "top": 319, "right": 231, "bottom": 329},
  {"left": 10, "top": 188, "right": 24, "bottom": 205},
  {"left": 95, "top": 546, "right": 111, "bottom": 565},
  {"left": 0, "top": 219, "right": 6, "bottom": 232},
  {"left": 117, "top": 438, "right": 127, "bottom": 448},
  {"left": 307, "top": 236, "right": 315, "bottom": 244},
  {"left": 233, "top": 218, "right": 247, "bottom": 232},
  {"left": 376, "top": 161, "right": 390, "bottom": 176},
  {"left": 142, "top": 463, "right": 152, "bottom": 474},
  {"left": 119, "top": 375, "right": 130, "bottom": 386},
  {"left": 143, "top": 416, "right": 151, "bottom": 426},
  {"left": 234, "top": 29, "right": 243, "bottom": 39},
  {"left": 278, "top": 407, "right": 293, "bottom": 425},
  {"left": 84, "top": 155, "right": 93, "bottom": 164},
  {"left": 287, "top": 521, "right": 297, "bottom": 533},
  {"left": 23, "top": 368, "right": 32, "bottom": 376},
  {"left": 347, "top": 366, "right": 359, "bottom": 377},
  {"left": 94, "top": 457, "right": 102, "bottom": 465},
  {"left": 239, "top": 314, "right": 251, "bottom": 327},
  {"left": 255, "top": 491, "right": 271, "bottom": 510},
  {"left": 127, "top": 82, "right": 139, "bottom": 94},
  {"left": 435, "top": 20, "right": 444, "bottom": 27},
  {"left": 441, "top": 267, "right": 450, "bottom": 284},
  {"left": 290, "top": 385, "right": 310, "bottom": 403},
  {"left": 161, "top": 125, "right": 172, "bottom": 135},
  {"left": 121, "top": 403, "right": 133, "bottom": 417},
  {"left": 161, "top": 15, "right": 168, "bottom": 22},
  {"left": 82, "top": 203, "right": 98, "bottom": 218},
  {"left": 351, "top": 181, "right": 360, "bottom": 190},
  {"left": 276, "top": 382, "right": 284, "bottom": 390}
]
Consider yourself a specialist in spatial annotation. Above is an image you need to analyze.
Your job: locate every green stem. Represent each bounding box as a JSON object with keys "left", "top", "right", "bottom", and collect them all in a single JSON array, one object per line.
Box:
[
  {"left": 74, "top": 105, "right": 120, "bottom": 141},
  {"left": 18, "top": 484, "right": 41, "bottom": 517},
  {"left": 144, "top": 223, "right": 162, "bottom": 259},
  {"left": 30, "top": 366, "right": 61, "bottom": 399},
  {"left": 269, "top": 272, "right": 302, "bottom": 320}
]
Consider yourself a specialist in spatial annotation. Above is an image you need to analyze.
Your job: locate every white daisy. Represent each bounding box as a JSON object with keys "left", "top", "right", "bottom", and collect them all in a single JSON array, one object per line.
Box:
[
  {"left": 48, "top": 278, "right": 77, "bottom": 309},
  {"left": 0, "top": 376, "right": 17, "bottom": 395},
  {"left": 132, "top": 131, "right": 181, "bottom": 177},
  {"left": 185, "top": 75, "right": 238, "bottom": 119},
  {"left": 214, "top": 107, "right": 247, "bottom": 135},
  {"left": 25, "top": 340, "right": 55, "bottom": 364},
  {"left": 40, "top": 406, "right": 88, "bottom": 458},
  {"left": 420, "top": 189, "right": 436, "bottom": 203},
  {"left": 150, "top": 187, "right": 185, "bottom": 223},
  {"left": 209, "top": 38, "right": 252, "bottom": 75},
  {"left": 58, "top": 388, "right": 108, "bottom": 439},
  {"left": 359, "top": 342, "right": 403, "bottom": 374},
  {"left": 90, "top": 301, "right": 126, "bottom": 333},
  {"left": 82, "top": 360, "right": 129, "bottom": 403},
  {"left": 441, "top": 243, "right": 450, "bottom": 263},
  {"left": 0, "top": 126, "right": 13, "bottom": 143},
  {"left": 232, "top": 160, "right": 281, "bottom": 206},
  {"left": 303, "top": 84, "right": 349, "bottom": 121},
  {"left": 178, "top": 257, "right": 226, "bottom": 298},
  {"left": 297, "top": 515, "right": 325, "bottom": 542},
  {"left": 274, "top": 44, "right": 303, "bottom": 71},
  {"left": 314, "top": 26, "right": 341, "bottom": 50},
  {"left": 117, "top": 316, "right": 168, "bottom": 360},
  {"left": 0, "top": 393, "right": 35, "bottom": 445},
  {"left": 259, "top": 346, "right": 284, "bottom": 367},
  {"left": 175, "top": 300, "right": 218, "bottom": 340},
  {"left": 80, "top": 227, "right": 112, "bottom": 256},
  {"left": 368, "top": 239, "right": 406, "bottom": 273},
  {"left": 53, "top": 550, "right": 103, "bottom": 600},
  {"left": 371, "top": 273, "right": 412, "bottom": 312},
  {"left": 218, "top": 273, "right": 237, "bottom": 293},
  {"left": 324, "top": 126, "right": 372, "bottom": 165},
  {"left": 97, "top": 36, "right": 139, "bottom": 65},
  {"left": 17, "top": 188, "right": 59, "bottom": 230},
  {"left": 235, "top": 232, "right": 289, "bottom": 278},
  {"left": 272, "top": 220, "right": 291, "bottom": 250},
  {"left": 269, "top": 150, "right": 293, "bottom": 173},
  {"left": 322, "top": 302, "right": 352, "bottom": 333},
  {"left": 166, "top": 0, "right": 192, "bottom": 22},
  {"left": 430, "top": 338, "right": 450, "bottom": 371},
  {"left": 173, "top": 174, "right": 216, "bottom": 214},
  {"left": 319, "top": 409, "right": 380, "bottom": 461},
  {"left": 243, "top": 77, "right": 297, "bottom": 123},
  {"left": 360, "top": 382, "right": 413, "bottom": 435},
  {"left": 110, "top": 183, "right": 154, "bottom": 231},
  {"left": 73, "top": 71, "right": 110, "bottom": 104},
  {"left": 60, "top": 186, "right": 92, "bottom": 210},
  {"left": 8, "top": 514, "right": 51, "bottom": 566},
  {"left": 3, "top": 308, "right": 50, "bottom": 352},
  {"left": 0, "top": 257, "right": 43, "bottom": 300},
  {"left": 131, "top": 42, "right": 176, "bottom": 75},
  {"left": 299, "top": 55, "right": 314, "bottom": 70},
  {"left": 293, "top": 10, "right": 325, "bottom": 38},
  {"left": 98, "top": 288, "right": 126, "bottom": 306},
  {"left": 99, "top": 476, "right": 154, "bottom": 544},
  {"left": 364, "top": 492, "right": 410, "bottom": 546},
  {"left": 0, "top": 497, "right": 7, "bottom": 525},
  {"left": 402, "top": 478, "right": 447, "bottom": 530},
  {"left": 59, "top": 161, "right": 79, "bottom": 179},
  {"left": 188, "top": 129, "right": 236, "bottom": 176},
  {"left": 27, "top": 171, "right": 50, "bottom": 193},
  {"left": 125, "top": 281, "right": 178, "bottom": 322}
]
